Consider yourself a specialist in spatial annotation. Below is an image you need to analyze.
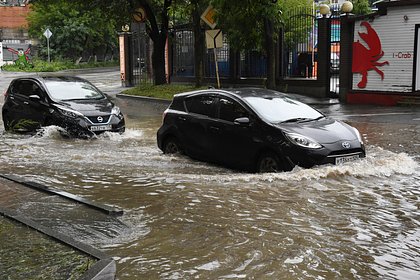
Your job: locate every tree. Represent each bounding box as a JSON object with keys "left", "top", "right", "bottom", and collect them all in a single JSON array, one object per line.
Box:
[
  {"left": 352, "top": 0, "right": 371, "bottom": 16},
  {"left": 211, "top": 0, "right": 311, "bottom": 89},
  {"left": 188, "top": 0, "right": 207, "bottom": 87},
  {"left": 127, "top": 0, "right": 172, "bottom": 85},
  {"left": 28, "top": 0, "right": 125, "bottom": 62}
]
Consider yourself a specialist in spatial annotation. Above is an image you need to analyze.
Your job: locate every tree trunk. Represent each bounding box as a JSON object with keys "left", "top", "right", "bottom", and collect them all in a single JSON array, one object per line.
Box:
[
  {"left": 192, "top": 3, "right": 205, "bottom": 87},
  {"left": 152, "top": 33, "right": 167, "bottom": 85},
  {"left": 264, "top": 18, "right": 276, "bottom": 89}
]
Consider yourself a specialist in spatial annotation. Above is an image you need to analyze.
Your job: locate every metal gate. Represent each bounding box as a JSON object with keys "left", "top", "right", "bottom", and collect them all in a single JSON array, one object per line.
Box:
[
  {"left": 131, "top": 22, "right": 152, "bottom": 85},
  {"left": 284, "top": 7, "right": 317, "bottom": 79}
]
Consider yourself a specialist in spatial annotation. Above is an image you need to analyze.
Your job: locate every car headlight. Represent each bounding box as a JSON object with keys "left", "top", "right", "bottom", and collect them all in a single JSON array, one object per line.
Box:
[
  {"left": 352, "top": 127, "right": 364, "bottom": 144},
  {"left": 111, "top": 106, "right": 121, "bottom": 116},
  {"left": 56, "top": 106, "right": 84, "bottom": 119},
  {"left": 285, "top": 132, "right": 322, "bottom": 149}
]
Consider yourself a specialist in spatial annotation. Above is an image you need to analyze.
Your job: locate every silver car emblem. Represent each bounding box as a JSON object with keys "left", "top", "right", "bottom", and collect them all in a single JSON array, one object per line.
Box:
[
  {"left": 97, "top": 116, "right": 103, "bottom": 123},
  {"left": 342, "top": 141, "right": 351, "bottom": 149}
]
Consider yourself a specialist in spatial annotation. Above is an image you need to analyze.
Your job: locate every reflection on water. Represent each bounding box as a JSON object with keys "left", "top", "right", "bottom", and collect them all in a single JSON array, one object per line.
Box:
[{"left": 0, "top": 119, "right": 419, "bottom": 279}]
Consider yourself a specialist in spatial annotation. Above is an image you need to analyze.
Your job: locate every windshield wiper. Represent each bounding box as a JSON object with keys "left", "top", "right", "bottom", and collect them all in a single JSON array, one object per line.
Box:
[
  {"left": 281, "top": 118, "right": 310, "bottom": 123},
  {"left": 313, "top": 116, "right": 325, "bottom": 121},
  {"left": 281, "top": 116, "right": 325, "bottom": 123}
]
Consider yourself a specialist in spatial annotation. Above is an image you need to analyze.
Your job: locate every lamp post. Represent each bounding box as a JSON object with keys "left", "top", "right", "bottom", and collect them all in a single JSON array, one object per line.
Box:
[
  {"left": 341, "top": 1, "right": 354, "bottom": 15},
  {"left": 319, "top": 4, "right": 330, "bottom": 18}
]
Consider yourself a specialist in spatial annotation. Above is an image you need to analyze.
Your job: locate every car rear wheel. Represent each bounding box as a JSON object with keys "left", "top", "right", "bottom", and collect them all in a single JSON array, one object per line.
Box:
[
  {"left": 257, "top": 153, "right": 281, "bottom": 173},
  {"left": 163, "top": 137, "right": 182, "bottom": 154}
]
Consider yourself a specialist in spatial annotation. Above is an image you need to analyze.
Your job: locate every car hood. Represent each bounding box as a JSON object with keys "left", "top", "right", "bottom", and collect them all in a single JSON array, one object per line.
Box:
[
  {"left": 57, "top": 98, "right": 113, "bottom": 114},
  {"left": 276, "top": 118, "right": 357, "bottom": 144}
]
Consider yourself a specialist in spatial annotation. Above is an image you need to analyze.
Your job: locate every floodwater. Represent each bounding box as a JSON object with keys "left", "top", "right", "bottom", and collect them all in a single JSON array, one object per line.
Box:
[{"left": 0, "top": 108, "right": 419, "bottom": 279}]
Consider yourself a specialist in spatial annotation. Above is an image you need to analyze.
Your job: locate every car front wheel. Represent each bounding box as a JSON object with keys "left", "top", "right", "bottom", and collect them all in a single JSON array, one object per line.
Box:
[
  {"left": 2, "top": 113, "right": 11, "bottom": 131},
  {"left": 163, "top": 137, "right": 182, "bottom": 154},
  {"left": 257, "top": 153, "right": 281, "bottom": 173}
]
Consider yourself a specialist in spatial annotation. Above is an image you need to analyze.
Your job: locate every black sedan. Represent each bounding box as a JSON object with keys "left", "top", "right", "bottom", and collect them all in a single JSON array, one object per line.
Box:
[
  {"left": 2, "top": 75, "right": 125, "bottom": 137},
  {"left": 157, "top": 88, "right": 365, "bottom": 172}
]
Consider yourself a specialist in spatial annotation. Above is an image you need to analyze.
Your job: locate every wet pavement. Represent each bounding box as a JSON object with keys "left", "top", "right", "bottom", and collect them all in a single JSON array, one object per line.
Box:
[{"left": 0, "top": 68, "right": 419, "bottom": 279}]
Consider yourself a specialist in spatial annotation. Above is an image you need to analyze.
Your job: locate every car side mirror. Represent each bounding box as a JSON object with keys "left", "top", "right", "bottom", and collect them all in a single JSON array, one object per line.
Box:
[
  {"left": 29, "top": 95, "right": 41, "bottom": 101},
  {"left": 234, "top": 117, "right": 250, "bottom": 125}
]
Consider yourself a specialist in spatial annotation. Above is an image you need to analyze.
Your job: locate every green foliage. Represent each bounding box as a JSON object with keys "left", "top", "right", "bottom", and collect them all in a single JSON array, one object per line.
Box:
[
  {"left": 27, "top": 0, "right": 120, "bottom": 61},
  {"left": 352, "top": 0, "right": 372, "bottom": 16},
  {"left": 211, "top": 0, "right": 312, "bottom": 52},
  {"left": 123, "top": 83, "right": 206, "bottom": 100},
  {"left": 2, "top": 59, "right": 118, "bottom": 72}
]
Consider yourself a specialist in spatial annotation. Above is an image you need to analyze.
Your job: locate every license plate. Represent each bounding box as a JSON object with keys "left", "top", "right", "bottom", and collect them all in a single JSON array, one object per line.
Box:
[
  {"left": 90, "top": 124, "right": 112, "bottom": 132},
  {"left": 335, "top": 155, "right": 360, "bottom": 165}
]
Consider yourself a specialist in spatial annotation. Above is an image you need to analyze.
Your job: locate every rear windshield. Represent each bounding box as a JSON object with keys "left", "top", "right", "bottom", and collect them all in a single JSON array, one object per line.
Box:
[
  {"left": 244, "top": 96, "right": 323, "bottom": 123},
  {"left": 44, "top": 80, "right": 105, "bottom": 101}
]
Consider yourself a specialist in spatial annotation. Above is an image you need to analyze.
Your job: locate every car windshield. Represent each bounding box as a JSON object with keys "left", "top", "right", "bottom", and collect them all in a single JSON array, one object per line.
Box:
[
  {"left": 244, "top": 96, "right": 324, "bottom": 123},
  {"left": 44, "top": 80, "right": 105, "bottom": 101}
]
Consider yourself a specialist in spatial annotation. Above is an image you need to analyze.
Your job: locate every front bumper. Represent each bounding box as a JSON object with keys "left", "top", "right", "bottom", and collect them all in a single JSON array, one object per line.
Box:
[
  {"left": 282, "top": 140, "right": 365, "bottom": 168},
  {"left": 52, "top": 113, "right": 125, "bottom": 136}
]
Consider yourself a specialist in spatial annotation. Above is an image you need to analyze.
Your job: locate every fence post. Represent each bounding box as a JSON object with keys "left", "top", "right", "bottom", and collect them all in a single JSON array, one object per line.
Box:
[
  {"left": 229, "top": 49, "right": 240, "bottom": 84},
  {"left": 118, "top": 31, "right": 134, "bottom": 87},
  {"left": 339, "top": 15, "right": 354, "bottom": 103},
  {"left": 317, "top": 16, "right": 331, "bottom": 97}
]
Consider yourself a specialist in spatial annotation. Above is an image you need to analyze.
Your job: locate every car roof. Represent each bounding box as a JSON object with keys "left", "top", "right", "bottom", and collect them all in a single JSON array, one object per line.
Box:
[
  {"left": 175, "top": 87, "right": 288, "bottom": 99},
  {"left": 13, "top": 75, "right": 89, "bottom": 84}
]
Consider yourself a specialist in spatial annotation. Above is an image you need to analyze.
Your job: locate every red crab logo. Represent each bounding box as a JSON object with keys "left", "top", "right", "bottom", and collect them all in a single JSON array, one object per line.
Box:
[{"left": 352, "top": 21, "right": 389, "bottom": 88}]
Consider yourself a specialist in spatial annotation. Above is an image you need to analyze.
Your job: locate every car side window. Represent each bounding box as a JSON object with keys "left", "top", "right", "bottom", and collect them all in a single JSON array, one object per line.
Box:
[
  {"left": 185, "top": 95, "right": 216, "bottom": 118},
  {"left": 218, "top": 98, "right": 249, "bottom": 122},
  {"left": 12, "top": 80, "right": 42, "bottom": 98}
]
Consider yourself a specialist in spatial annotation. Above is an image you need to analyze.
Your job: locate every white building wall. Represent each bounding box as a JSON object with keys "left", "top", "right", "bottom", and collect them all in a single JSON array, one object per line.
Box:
[{"left": 353, "top": 6, "right": 420, "bottom": 93}]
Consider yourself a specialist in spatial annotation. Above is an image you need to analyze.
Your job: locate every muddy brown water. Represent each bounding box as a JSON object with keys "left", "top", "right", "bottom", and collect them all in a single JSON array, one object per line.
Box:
[{"left": 0, "top": 108, "right": 419, "bottom": 279}]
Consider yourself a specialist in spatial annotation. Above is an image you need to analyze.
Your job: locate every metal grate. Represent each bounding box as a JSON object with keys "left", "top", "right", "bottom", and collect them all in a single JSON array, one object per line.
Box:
[
  {"left": 131, "top": 22, "right": 153, "bottom": 86},
  {"left": 284, "top": 7, "right": 317, "bottom": 79}
]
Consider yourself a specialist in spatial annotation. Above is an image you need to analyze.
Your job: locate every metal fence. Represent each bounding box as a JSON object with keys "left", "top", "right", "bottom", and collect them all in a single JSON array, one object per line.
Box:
[
  {"left": 171, "top": 26, "right": 269, "bottom": 79},
  {"left": 172, "top": 29, "right": 195, "bottom": 77},
  {"left": 283, "top": 7, "right": 317, "bottom": 79},
  {"left": 205, "top": 34, "right": 230, "bottom": 78},
  {"left": 131, "top": 22, "right": 153, "bottom": 85}
]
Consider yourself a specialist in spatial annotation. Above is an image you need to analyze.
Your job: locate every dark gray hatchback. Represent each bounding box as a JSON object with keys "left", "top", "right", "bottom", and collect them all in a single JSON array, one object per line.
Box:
[
  {"left": 157, "top": 88, "right": 366, "bottom": 172},
  {"left": 2, "top": 75, "right": 125, "bottom": 137}
]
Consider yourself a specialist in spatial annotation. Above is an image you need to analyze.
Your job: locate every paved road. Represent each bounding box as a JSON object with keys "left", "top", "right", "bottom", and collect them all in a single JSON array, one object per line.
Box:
[{"left": 1, "top": 67, "right": 419, "bottom": 127}]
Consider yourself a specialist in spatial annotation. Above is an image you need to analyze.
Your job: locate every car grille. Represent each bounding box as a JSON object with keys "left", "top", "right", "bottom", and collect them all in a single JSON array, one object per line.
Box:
[
  {"left": 87, "top": 115, "right": 111, "bottom": 124},
  {"left": 327, "top": 148, "right": 364, "bottom": 157}
]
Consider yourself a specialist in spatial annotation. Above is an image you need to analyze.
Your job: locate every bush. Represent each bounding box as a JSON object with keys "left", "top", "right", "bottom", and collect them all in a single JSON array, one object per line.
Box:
[{"left": 1, "top": 59, "right": 119, "bottom": 72}]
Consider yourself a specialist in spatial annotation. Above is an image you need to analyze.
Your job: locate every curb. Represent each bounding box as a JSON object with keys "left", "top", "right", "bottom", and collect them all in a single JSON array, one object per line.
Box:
[
  {"left": 0, "top": 174, "right": 123, "bottom": 216},
  {"left": 0, "top": 206, "right": 116, "bottom": 280},
  {"left": 116, "top": 93, "right": 171, "bottom": 105}
]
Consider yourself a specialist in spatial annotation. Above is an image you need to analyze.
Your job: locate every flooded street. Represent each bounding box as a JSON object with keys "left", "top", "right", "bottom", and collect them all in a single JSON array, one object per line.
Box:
[{"left": 0, "top": 95, "right": 419, "bottom": 279}]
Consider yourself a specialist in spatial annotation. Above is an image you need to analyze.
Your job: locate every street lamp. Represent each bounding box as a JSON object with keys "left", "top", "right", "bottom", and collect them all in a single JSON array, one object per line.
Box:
[
  {"left": 319, "top": 4, "right": 330, "bottom": 17},
  {"left": 341, "top": 1, "right": 353, "bottom": 14}
]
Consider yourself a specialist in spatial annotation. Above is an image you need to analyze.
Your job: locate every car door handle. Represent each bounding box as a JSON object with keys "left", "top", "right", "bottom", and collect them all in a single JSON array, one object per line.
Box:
[
  {"left": 178, "top": 116, "right": 186, "bottom": 121},
  {"left": 209, "top": 126, "right": 220, "bottom": 131},
  {"left": 24, "top": 101, "right": 29, "bottom": 105}
]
